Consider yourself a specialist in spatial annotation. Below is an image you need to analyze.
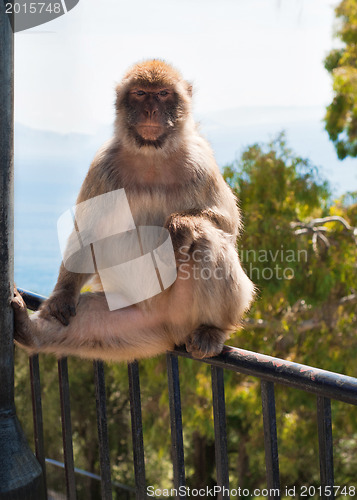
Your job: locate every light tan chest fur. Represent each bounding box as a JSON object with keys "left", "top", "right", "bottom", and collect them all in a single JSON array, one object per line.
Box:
[{"left": 125, "top": 185, "right": 200, "bottom": 227}]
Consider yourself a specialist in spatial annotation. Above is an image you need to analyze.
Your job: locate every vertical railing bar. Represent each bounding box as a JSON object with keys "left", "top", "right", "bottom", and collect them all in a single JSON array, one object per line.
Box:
[
  {"left": 93, "top": 360, "right": 113, "bottom": 500},
  {"left": 1, "top": 3, "right": 46, "bottom": 495},
  {"left": 29, "top": 354, "right": 48, "bottom": 500},
  {"left": 261, "top": 380, "right": 281, "bottom": 499},
  {"left": 58, "top": 357, "right": 77, "bottom": 500},
  {"left": 211, "top": 365, "right": 229, "bottom": 498},
  {"left": 128, "top": 361, "right": 147, "bottom": 499},
  {"left": 317, "top": 396, "right": 335, "bottom": 500},
  {"left": 166, "top": 354, "right": 186, "bottom": 498}
]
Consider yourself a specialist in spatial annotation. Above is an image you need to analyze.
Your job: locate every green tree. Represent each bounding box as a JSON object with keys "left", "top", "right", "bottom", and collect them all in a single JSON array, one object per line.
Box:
[
  {"left": 324, "top": 0, "right": 357, "bottom": 159},
  {"left": 223, "top": 134, "right": 357, "bottom": 491}
]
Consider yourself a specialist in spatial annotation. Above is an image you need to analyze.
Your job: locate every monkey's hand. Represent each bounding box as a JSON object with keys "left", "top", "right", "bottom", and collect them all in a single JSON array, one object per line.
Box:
[
  {"left": 165, "top": 212, "right": 215, "bottom": 263},
  {"left": 38, "top": 289, "right": 77, "bottom": 326},
  {"left": 165, "top": 213, "right": 199, "bottom": 256}
]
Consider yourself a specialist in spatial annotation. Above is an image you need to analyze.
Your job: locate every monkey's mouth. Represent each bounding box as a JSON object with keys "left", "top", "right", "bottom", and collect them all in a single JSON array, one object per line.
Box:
[{"left": 135, "top": 124, "right": 164, "bottom": 141}]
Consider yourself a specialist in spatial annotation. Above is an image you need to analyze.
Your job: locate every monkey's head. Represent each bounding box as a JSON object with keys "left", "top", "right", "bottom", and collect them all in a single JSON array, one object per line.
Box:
[{"left": 115, "top": 60, "right": 193, "bottom": 150}]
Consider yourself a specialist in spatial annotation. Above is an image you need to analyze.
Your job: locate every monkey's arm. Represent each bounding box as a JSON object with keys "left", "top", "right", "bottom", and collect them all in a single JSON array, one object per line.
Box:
[
  {"left": 171, "top": 171, "right": 241, "bottom": 238},
  {"left": 167, "top": 208, "right": 237, "bottom": 234},
  {"left": 165, "top": 195, "right": 240, "bottom": 250},
  {"left": 39, "top": 160, "right": 113, "bottom": 326}
]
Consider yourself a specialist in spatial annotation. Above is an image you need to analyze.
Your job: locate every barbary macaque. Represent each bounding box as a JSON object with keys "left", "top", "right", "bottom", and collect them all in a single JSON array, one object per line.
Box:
[{"left": 12, "top": 60, "right": 255, "bottom": 362}]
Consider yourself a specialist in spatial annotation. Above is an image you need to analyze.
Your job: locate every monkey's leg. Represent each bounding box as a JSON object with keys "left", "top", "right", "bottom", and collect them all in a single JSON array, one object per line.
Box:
[
  {"left": 12, "top": 288, "right": 175, "bottom": 363},
  {"left": 181, "top": 249, "right": 253, "bottom": 358},
  {"left": 167, "top": 215, "right": 255, "bottom": 359}
]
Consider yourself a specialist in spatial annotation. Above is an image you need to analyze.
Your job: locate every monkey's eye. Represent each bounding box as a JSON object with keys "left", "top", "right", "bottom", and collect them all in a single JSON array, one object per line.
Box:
[
  {"left": 158, "top": 90, "right": 169, "bottom": 97},
  {"left": 134, "top": 90, "right": 146, "bottom": 96}
]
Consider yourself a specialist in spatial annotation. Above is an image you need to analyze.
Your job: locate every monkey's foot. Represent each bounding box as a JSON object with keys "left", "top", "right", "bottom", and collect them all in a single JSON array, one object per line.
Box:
[
  {"left": 11, "top": 287, "right": 38, "bottom": 349},
  {"left": 185, "top": 325, "right": 227, "bottom": 359},
  {"left": 39, "top": 289, "right": 77, "bottom": 326}
]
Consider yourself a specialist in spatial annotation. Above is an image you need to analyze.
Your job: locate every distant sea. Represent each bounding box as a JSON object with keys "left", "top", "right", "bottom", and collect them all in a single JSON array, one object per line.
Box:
[{"left": 14, "top": 105, "right": 357, "bottom": 296}]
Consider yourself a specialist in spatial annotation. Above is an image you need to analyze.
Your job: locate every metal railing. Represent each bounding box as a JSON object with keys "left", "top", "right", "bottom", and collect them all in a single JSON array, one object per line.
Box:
[{"left": 17, "top": 289, "right": 357, "bottom": 500}]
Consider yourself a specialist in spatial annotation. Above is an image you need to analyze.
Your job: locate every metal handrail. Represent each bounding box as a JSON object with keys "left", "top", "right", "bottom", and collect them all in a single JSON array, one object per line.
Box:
[
  {"left": 18, "top": 288, "right": 357, "bottom": 405},
  {"left": 16, "top": 288, "right": 357, "bottom": 500}
]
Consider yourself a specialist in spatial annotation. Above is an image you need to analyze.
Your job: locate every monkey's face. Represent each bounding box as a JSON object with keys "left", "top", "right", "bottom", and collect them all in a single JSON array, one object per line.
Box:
[{"left": 122, "top": 86, "right": 181, "bottom": 148}]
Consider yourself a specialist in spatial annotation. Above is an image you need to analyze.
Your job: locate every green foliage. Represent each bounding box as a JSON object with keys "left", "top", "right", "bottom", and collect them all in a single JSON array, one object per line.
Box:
[
  {"left": 222, "top": 134, "right": 357, "bottom": 493},
  {"left": 14, "top": 135, "right": 357, "bottom": 497},
  {"left": 324, "top": 0, "right": 357, "bottom": 159},
  {"left": 225, "top": 133, "right": 334, "bottom": 308}
]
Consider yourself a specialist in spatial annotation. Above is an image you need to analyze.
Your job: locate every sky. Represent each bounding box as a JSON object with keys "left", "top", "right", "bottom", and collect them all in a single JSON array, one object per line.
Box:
[{"left": 14, "top": 0, "right": 340, "bottom": 134}]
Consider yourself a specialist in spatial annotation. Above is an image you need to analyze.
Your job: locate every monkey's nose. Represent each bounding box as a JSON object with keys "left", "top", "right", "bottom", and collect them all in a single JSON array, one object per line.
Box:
[{"left": 145, "top": 109, "right": 157, "bottom": 119}]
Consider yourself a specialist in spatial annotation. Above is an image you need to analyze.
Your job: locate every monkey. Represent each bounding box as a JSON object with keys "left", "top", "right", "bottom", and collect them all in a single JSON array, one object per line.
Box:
[{"left": 12, "top": 59, "right": 255, "bottom": 363}]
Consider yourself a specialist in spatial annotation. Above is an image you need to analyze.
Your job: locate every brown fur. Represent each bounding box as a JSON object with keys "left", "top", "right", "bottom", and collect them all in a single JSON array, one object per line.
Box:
[{"left": 12, "top": 60, "right": 255, "bottom": 362}]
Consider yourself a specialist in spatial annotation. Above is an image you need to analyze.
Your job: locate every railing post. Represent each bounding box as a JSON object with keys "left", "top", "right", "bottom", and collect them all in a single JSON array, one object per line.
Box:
[{"left": 0, "top": 3, "right": 45, "bottom": 498}]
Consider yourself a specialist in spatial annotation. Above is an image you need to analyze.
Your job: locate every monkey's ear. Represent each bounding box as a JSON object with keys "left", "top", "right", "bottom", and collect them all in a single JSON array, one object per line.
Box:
[{"left": 186, "top": 82, "right": 193, "bottom": 97}]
